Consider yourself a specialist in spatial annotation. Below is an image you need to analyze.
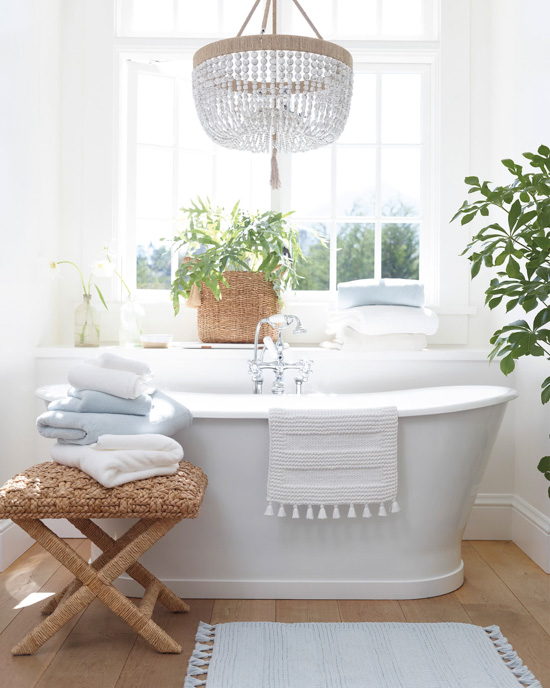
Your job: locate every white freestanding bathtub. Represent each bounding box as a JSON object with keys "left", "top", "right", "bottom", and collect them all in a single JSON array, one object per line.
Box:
[{"left": 36, "top": 383, "right": 516, "bottom": 599}]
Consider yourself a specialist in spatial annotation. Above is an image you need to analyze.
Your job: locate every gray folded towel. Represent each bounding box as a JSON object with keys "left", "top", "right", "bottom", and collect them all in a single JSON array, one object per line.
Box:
[
  {"left": 48, "top": 388, "right": 153, "bottom": 416},
  {"left": 37, "top": 390, "right": 192, "bottom": 445}
]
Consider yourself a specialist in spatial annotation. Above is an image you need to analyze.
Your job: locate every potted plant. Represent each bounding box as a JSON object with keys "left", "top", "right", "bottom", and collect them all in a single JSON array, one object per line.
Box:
[
  {"left": 452, "top": 144, "right": 550, "bottom": 494},
  {"left": 170, "top": 197, "right": 304, "bottom": 343}
]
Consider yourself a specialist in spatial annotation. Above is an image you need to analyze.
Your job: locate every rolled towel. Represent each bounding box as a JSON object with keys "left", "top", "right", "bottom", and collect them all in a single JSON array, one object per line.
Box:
[
  {"left": 50, "top": 433, "right": 183, "bottom": 488},
  {"left": 97, "top": 352, "right": 151, "bottom": 376},
  {"left": 338, "top": 278, "right": 425, "bottom": 310},
  {"left": 68, "top": 361, "right": 153, "bottom": 399},
  {"left": 48, "top": 388, "right": 153, "bottom": 416},
  {"left": 327, "top": 305, "right": 439, "bottom": 337},
  {"left": 37, "top": 390, "right": 192, "bottom": 445}
]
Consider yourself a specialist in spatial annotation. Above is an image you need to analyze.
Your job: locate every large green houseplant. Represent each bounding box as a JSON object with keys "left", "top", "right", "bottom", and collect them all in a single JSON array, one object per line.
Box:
[{"left": 452, "top": 144, "right": 550, "bottom": 493}]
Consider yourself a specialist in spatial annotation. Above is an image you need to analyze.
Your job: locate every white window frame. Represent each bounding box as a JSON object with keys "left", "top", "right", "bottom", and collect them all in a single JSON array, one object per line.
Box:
[{"left": 117, "top": 43, "right": 438, "bottom": 305}]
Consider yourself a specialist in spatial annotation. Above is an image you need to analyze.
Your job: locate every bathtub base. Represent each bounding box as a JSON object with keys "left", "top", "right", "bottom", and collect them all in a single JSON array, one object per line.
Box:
[{"left": 113, "top": 561, "right": 464, "bottom": 600}]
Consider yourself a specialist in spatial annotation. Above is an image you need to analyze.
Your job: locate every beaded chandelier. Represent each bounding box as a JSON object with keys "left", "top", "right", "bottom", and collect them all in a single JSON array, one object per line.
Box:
[{"left": 192, "top": 0, "right": 353, "bottom": 188}]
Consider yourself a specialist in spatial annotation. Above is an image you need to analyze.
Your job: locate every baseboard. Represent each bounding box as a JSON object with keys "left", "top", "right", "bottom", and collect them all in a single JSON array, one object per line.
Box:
[
  {"left": 0, "top": 518, "right": 84, "bottom": 572},
  {"left": 511, "top": 496, "right": 550, "bottom": 573},
  {"left": 0, "top": 519, "right": 33, "bottom": 572},
  {"left": 463, "top": 493, "right": 514, "bottom": 540}
]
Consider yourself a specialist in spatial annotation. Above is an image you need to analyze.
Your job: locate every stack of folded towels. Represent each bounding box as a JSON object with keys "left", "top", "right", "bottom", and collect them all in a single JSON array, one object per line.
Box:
[
  {"left": 37, "top": 352, "right": 193, "bottom": 488},
  {"left": 324, "top": 278, "right": 439, "bottom": 351}
]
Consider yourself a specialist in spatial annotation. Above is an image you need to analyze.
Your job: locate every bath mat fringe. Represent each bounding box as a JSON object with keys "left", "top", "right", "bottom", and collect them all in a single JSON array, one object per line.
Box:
[
  {"left": 484, "top": 626, "right": 542, "bottom": 687},
  {"left": 264, "top": 501, "right": 400, "bottom": 519},
  {"left": 184, "top": 622, "right": 216, "bottom": 688}
]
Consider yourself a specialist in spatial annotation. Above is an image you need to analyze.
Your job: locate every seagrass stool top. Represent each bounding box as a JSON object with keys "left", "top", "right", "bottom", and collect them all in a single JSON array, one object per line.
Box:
[{"left": 0, "top": 461, "right": 208, "bottom": 520}]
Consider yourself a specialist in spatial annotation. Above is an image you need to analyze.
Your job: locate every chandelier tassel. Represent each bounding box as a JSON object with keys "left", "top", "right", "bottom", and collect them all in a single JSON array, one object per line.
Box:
[{"left": 270, "top": 147, "right": 281, "bottom": 190}]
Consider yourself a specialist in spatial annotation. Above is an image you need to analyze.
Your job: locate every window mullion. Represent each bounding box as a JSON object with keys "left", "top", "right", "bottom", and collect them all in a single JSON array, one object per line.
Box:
[
  {"left": 374, "top": 71, "right": 382, "bottom": 280},
  {"left": 171, "top": 76, "right": 180, "bottom": 282},
  {"left": 330, "top": 144, "right": 338, "bottom": 291}
]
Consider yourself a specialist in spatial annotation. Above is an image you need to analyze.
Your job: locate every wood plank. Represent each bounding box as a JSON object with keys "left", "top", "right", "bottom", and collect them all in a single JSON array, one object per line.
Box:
[
  {"left": 472, "top": 540, "right": 550, "bottom": 633},
  {"left": 338, "top": 600, "right": 406, "bottom": 622},
  {"left": 399, "top": 592, "right": 471, "bottom": 623},
  {"left": 456, "top": 542, "right": 550, "bottom": 686},
  {"left": 276, "top": 599, "right": 341, "bottom": 623},
  {"left": 0, "top": 539, "right": 91, "bottom": 688},
  {"left": 114, "top": 599, "right": 214, "bottom": 688},
  {"left": 211, "top": 599, "right": 276, "bottom": 624},
  {"left": 0, "top": 540, "right": 82, "bottom": 634}
]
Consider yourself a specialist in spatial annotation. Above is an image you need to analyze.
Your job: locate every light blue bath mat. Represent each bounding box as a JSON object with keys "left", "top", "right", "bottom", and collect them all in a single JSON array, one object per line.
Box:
[{"left": 184, "top": 621, "right": 541, "bottom": 688}]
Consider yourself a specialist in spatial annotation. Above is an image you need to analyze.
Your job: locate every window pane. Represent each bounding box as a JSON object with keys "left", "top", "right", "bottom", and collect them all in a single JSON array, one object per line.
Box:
[
  {"left": 381, "top": 74, "right": 421, "bottom": 144},
  {"left": 177, "top": 0, "right": 218, "bottom": 34},
  {"left": 382, "top": 222, "right": 419, "bottom": 279},
  {"left": 137, "top": 74, "right": 174, "bottom": 146},
  {"left": 382, "top": 0, "right": 422, "bottom": 36},
  {"left": 289, "top": 0, "right": 332, "bottom": 35},
  {"left": 381, "top": 147, "right": 421, "bottom": 216},
  {"left": 337, "top": 223, "right": 375, "bottom": 283},
  {"left": 291, "top": 149, "right": 331, "bottom": 217},
  {"left": 136, "top": 220, "right": 172, "bottom": 289},
  {"left": 178, "top": 150, "right": 214, "bottom": 207},
  {"left": 132, "top": 0, "right": 173, "bottom": 32},
  {"left": 339, "top": 73, "right": 377, "bottom": 144},
  {"left": 179, "top": 78, "right": 212, "bottom": 150},
  {"left": 136, "top": 147, "right": 173, "bottom": 218},
  {"left": 336, "top": 148, "right": 376, "bottom": 217},
  {"left": 294, "top": 222, "right": 329, "bottom": 291},
  {"left": 215, "top": 150, "right": 270, "bottom": 212},
  {"left": 222, "top": 0, "right": 257, "bottom": 35},
  {"left": 337, "top": 0, "right": 377, "bottom": 38}
]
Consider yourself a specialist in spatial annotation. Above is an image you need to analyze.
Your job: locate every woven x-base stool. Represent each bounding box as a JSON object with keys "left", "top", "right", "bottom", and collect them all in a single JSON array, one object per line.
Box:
[{"left": 0, "top": 461, "right": 207, "bottom": 656}]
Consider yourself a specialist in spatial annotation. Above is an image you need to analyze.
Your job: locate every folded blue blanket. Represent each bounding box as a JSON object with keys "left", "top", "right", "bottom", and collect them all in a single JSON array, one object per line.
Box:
[
  {"left": 37, "top": 391, "right": 192, "bottom": 445},
  {"left": 48, "top": 388, "right": 153, "bottom": 416},
  {"left": 338, "top": 278, "right": 425, "bottom": 310}
]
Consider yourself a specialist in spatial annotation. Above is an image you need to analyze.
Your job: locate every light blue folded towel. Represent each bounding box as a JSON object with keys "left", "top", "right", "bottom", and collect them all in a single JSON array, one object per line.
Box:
[
  {"left": 37, "top": 390, "right": 192, "bottom": 445},
  {"left": 48, "top": 388, "right": 153, "bottom": 416},
  {"left": 338, "top": 278, "right": 425, "bottom": 310}
]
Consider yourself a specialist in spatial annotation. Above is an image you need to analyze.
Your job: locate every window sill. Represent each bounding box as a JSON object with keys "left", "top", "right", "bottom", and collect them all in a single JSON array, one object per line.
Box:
[{"left": 35, "top": 344, "right": 491, "bottom": 362}]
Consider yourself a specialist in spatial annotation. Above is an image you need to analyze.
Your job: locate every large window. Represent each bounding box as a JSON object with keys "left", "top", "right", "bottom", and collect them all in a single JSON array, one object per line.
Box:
[{"left": 117, "top": 0, "right": 438, "bottom": 300}]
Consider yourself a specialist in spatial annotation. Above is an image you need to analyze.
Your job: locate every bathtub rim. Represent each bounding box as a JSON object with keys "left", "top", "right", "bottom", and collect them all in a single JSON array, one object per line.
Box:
[{"left": 36, "top": 383, "right": 518, "bottom": 419}]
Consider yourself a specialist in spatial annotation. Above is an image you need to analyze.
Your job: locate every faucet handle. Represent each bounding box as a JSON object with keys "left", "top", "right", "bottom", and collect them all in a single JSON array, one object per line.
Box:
[{"left": 297, "top": 358, "right": 313, "bottom": 381}]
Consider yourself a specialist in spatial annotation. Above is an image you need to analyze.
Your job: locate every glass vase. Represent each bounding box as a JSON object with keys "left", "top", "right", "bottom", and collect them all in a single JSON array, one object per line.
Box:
[
  {"left": 74, "top": 294, "right": 100, "bottom": 347},
  {"left": 119, "top": 295, "right": 145, "bottom": 347}
]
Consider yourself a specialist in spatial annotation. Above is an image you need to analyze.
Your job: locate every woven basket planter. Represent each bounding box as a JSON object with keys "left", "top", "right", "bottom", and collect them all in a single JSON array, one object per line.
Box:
[{"left": 197, "top": 271, "right": 279, "bottom": 343}]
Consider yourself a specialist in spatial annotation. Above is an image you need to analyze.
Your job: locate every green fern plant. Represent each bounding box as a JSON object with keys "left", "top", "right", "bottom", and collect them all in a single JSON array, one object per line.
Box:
[{"left": 169, "top": 197, "right": 304, "bottom": 315}]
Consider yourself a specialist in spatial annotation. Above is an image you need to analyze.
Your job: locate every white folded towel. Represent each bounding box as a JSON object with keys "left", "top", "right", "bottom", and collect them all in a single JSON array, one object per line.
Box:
[
  {"left": 326, "top": 305, "right": 439, "bottom": 337},
  {"left": 50, "top": 433, "right": 183, "bottom": 488},
  {"left": 68, "top": 360, "right": 154, "bottom": 400},
  {"left": 97, "top": 352, "right": 151, "bottom": 376}
]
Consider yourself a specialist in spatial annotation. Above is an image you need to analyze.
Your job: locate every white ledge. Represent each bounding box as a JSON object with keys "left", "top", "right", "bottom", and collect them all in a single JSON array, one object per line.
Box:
[{"left": 35, "top": 345, "right": 493, "bottom": 362}]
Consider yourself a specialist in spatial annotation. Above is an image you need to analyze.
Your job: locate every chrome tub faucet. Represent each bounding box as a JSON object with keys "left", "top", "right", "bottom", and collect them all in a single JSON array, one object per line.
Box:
[{"left": 248, "top": 314, "right": 313, "bottom": 395}]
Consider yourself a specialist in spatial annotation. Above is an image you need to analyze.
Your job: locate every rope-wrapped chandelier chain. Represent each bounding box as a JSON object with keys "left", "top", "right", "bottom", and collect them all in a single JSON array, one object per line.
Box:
[{"left": 192, "top": 0, "right": 353, "bottom": 188}]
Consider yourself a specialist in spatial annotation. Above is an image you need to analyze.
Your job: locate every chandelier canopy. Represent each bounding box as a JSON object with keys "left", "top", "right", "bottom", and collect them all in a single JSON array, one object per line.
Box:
[{"left": 192, "top": 0, "right": 353, "bottom": 188}]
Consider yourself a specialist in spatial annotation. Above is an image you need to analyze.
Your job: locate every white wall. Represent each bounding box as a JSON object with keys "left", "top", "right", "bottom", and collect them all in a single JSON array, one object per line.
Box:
[{"left": 0, "top": 0, "right": 61, "bottom": 485}]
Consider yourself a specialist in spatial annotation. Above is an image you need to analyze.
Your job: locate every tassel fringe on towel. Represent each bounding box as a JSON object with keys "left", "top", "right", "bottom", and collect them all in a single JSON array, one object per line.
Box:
[{"left": 264, "top": 501, "right": 400, "bottom": 519}]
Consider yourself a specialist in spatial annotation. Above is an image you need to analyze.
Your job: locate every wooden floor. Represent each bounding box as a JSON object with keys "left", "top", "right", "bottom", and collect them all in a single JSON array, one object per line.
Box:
[{"left": 0, "top": 540, "right": 548, "bottom": 687}]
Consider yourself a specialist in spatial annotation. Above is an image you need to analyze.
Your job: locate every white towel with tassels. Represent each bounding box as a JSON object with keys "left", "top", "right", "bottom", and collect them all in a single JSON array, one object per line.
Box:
[{"left": 265, "top": 407, "right": 400, "bottom": 519}]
